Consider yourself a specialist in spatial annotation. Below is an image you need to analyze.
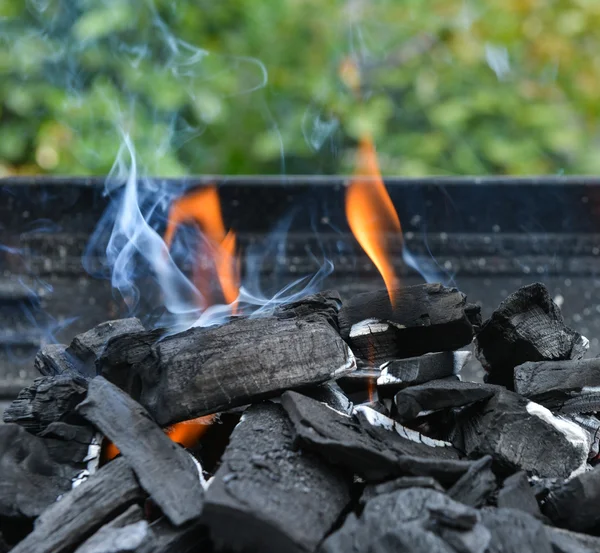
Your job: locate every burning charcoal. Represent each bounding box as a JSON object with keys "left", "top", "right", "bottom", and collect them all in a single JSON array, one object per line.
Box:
[
  {"left": 338, "top": 283, "right": 477, "bottom": 362},
  {"left": 335, "top": 366, "right": 381, "bottom": 397},
  {"left": 74, "top": 505, "right": 146, "bottom": 553},
  {"left": 447, "top": 455, "right": 496, "bottom": 508},
  {"left": 361, "top": 476, "right": 445, "bottom": 504},
  {"left": 377, "top": 351, "right": 471, "bottom": 398},
  {"left": 281, "top": 391, "right": 475, "bottom": 485},
  {"left": 455, "top": 388, "right": 589, "bottom": 479},
  {"left": 321, "top": 487, "right": 490, "bottom": 553},
  {"left": 543, "top": 464, "right": 600, "bottom": 533},
  {"left": 66, "top": 318, "right": 145, "bottom": 377},
  {"left": 3, "top": 373, "right": 88, "bottom": 434},
  {"left": 302, "top": 382, "right": 353, "bottom": 415},
  {"left": 99, "top": 315, "right": 355, "bottom": 426},
  {"left": 77, "top": 377, "right": 204, "bottom": 526},
  {"left": 10, "top": 457, "right": 146, "bottom": 553},
  {"left": 475, "top": 283, "right": 588, "bottom": 389},
  {"left": 479, "top": 508, "right": 553, "bottom": 553},
  {"left": 515, "top": 359, "right": 600, "bottom": 413},
  {"left": 0, "top": 424, "right": 74, "bottom": 519},
  {"left": 202, "top": 402, "right": 350, "bottom": 553},
  {"left": 273, "top": 290, "right": 342, "bottom": 330},
  {"left": 34, "top": 344, "right": 78, "bottom": 377},
  {"left": 544, "top": 527, "right": 600, "bottom": 553},
  {"left": 496, "top": 471, "right": 541, "bottom": 517},
  {"left": 392, "top": 379, "right": 497, "bottom": 423}
]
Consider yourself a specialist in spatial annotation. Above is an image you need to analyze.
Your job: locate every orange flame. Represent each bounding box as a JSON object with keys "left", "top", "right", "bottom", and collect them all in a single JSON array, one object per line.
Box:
[
  {"left": 164, "top": 185, "right": 239, "bottom": 308},
  {"left": 103, "top": 415, "right": 215, "bottom": 462}
]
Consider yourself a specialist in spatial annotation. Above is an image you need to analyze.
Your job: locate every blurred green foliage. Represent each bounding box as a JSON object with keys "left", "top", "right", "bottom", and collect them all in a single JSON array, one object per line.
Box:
[{"left": 2, "top": 0, "right": 600, "bottom": 176}]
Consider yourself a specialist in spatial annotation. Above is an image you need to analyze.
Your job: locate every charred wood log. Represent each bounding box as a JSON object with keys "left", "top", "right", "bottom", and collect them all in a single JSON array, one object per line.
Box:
[
  {"left": 322, "top": 487, "right": 490, "bottom": 553},
  {"left": 302, "top": 382, "right": 353, "bottom": 415},
  {"left": 475, "top": 283, "right": 587, "bottom": 389},
  {"left": 76, "top": 377, "right": 204, "bottom": 526},
  {"left": 67, "top": 318, "right": 145, "bottom": 377},
  {"left": 74, "top": 505, "right": 145, "bottom": 553},
  {"left": 273, "top": 290, "right": 342, "bottom": 330},
  {"left": 10, "top": 457, "right": 146, "bottom": 553},
  {"left": 99, "top": 315, "right": 355, "bottom": 426},
  {"left": 515, "top": 359, "right": 600, "bottom": 413},
  {"left": 281, "top": 391, "right": 474, "bottom": 485},
  {"left": 335, "top": 366, "right": 380, "bottom": 397},
  {"left": 3, "top": 374, "right": 88, "bottom": 434},
  {"left": 0, "top": 424, "right": 75, "bottom": 519},
  {"left": 34, "top": 344, "right": 78, "bottom": 377},
  {"left": 202, "top": 402, "right": 350, "bottom": 553},
  {"left": 393, "top": 379, "right": 497, "bottom": 423},
  {"left": 337, "top": 283, "right": 477, "bottom": 362},
  {"left": 447, "top": 455, "right": 496, "bottom": 508},
  {"left": 377, "top": 351, "right": 471, "bottom": 398},
  {"left": 496, "top": 471, "right": 541, "bottom": 518},
  {"left": 454, "top": 389, "right": 589, "bottom": 479},
  {"left": 479, "top": 508, "right": 553, "bottom": 553},
  {"left": 543, "top": 464, "right": 600, "bottom": 533}
]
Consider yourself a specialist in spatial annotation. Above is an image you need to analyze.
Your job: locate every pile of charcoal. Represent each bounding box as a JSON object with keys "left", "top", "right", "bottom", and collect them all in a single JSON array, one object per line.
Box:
[{"left": 2, "top": 282, "right": 600, "bottom": 553}]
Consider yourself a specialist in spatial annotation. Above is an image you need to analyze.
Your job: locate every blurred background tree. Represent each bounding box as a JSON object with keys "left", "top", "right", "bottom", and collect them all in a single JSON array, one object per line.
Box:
[{"left": 1, "top": 0, "right": 600, "bottom": 177}]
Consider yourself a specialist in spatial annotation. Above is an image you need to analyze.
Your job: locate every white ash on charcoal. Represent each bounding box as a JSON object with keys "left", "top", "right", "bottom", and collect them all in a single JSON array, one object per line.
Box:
[
  {"left": 202, "top": 402, "right": 351, "bottom": 553},
  {"left": 99, "top": 313, "right": 355, "bottom": 426},
  {"left": 447, "top": 456, "right": 497, "bottom": 508},
  {"left": 302, "top": 381, "right": 354, "bottom": 415},
  {"left": 475, "top": 283, "right": 588, "bottom": 389},
  {"left": 453, "top": 388, "right": 589, "bottom": 478},
  {"left": 281, "top": 391, "right": 476, "bottom": 485},
  {"left": 515, "top": 358, "right": 600, "bottom": 414},
  {"left": 10, "top": 457, "right": 146, "bottom": 553},
  {"left": 542, "top": 463, "right": 600, "bottom": 533},
  {"left": 337, "top": 283, "right": 478, "bottom": 362},
  {"left": 321, "top": 487, "right": 491, "bottom": 553},
  {"left": 496, "top": 471, "right": 541, "bottom": 518},
  {"left": 377, "top": 351, "right": 471, "bottom": 398},
  {"left": 3, "top": 373, "right": 88, "bottom": 434},
  {"left": 392, "top": 379, "right": 498, "bottom": 423},
  {"left": 76, "top": 377, "right": 204, "bottom": 526}
]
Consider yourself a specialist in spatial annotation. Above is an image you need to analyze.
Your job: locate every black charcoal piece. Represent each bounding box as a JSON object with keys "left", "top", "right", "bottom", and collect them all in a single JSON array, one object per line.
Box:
[
  {"left": 567, "top": 414, "right": 600, "bottom": 458},
  {"left": 496, "top": 471, "right": 541, "bottom": 517},
  {"left": 543, "top": 464, "right": 600, "bottom": 533},
  {"left": 74, "top": 505, "right": 146, "bottom": 553},
  {"left": 393, "top": 379, "right": 497, "bottom": 423},
  {"left": 34, "top": 344, "right": 78, "bottom": 377},
  {"left": 38, "top": 422, "right": 98, "bottom": 468},
  {"left": 77, "top": 377, "right": 204, "bottom": 526},
  {"left": 321, "top": 487, "right": 490, "bottom": 553},
  {"left": 475, "top": 283, "right": 587, "bottom": 389},
  {"left": 479, "top": 508, "right": 553, "bottom": 553},
  {"left": 377, "top": 352, "right": 471, "bottom": 397},
  {"left": 448, "top": 455, "right": 496, "bottom": 508},
  {"left": 3, "top": 374, "right": 88, "bottom": 434},
  {"left": 202, "top": 402, "right": 350, "bottom": 553},
  {"left": 515, "top": 359, "right": 600, "bottom": 413},
  {"left": 338, "top": 283, "right": 476, "bottom": 361},
  {"left": 10, "top": 457, "right": 146, "bottom": 553},
  {"left": 0, "top": 424, "right": 74, "bottom": 518},
  {"left": 134, "top": 518, "right": 208, "bottom": 553},
  {"left": 545, "top": 527, "right": 600, "bottom": 553},
  {"left": 361, "top": 476, "right": 444, "bottom": 504},
  {"left": 455, "top": 388, "right": 589, "bottom": 479},
  {"left": 273, "top": 290, "right": 341, "bottom": 330},
  {"left": 67, "top": 318, "right": 145, "bottom": 377},
  {"left": 335, "top": 367, "right": 381, "bottom": 396},
  {"left": 281, "top": 391, "right": 474, "bottom": 485},
  {"left": 302, "top": 382, "right": 353, "bottom": 415},
  {"left": 99, "top": 315, "right": 355, "bottom": 426}
]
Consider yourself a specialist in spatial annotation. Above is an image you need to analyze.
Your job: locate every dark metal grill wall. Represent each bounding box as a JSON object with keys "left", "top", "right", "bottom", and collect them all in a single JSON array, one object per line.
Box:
[{"left": 2, "top": 176, "right": 600, "bottom": 397}]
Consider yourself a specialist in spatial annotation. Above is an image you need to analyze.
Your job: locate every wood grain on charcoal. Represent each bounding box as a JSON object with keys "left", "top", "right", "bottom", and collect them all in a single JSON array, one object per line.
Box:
[
  {"left": 475, "top": 283, "right": 587, "bottom": 389},
  {"left": 281, "top": 391, "right": 474, "bottom": 485},
  {"left": 3, "top": 374, "right": 88, "bottom": 433},
  {"left": 203, "top": 402, "right": 350, "bottom": 553},
  {"left": 99, "top": 315, "right": 355, "bottom": 426},
  {"left": 76, "top": 377, "right": 204, "bottom": 526},
  {"left": 454, "top": 388, "right": 589, "bottom": 479},
  {"left": 34, "top": 344, "right": 78, "bottom": 377},
  {"left": 337, "top": 283, "right": 477, "bottom": 361},
  {"left": 10, "top": 457, "right": 146, "bottom": 553}
]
